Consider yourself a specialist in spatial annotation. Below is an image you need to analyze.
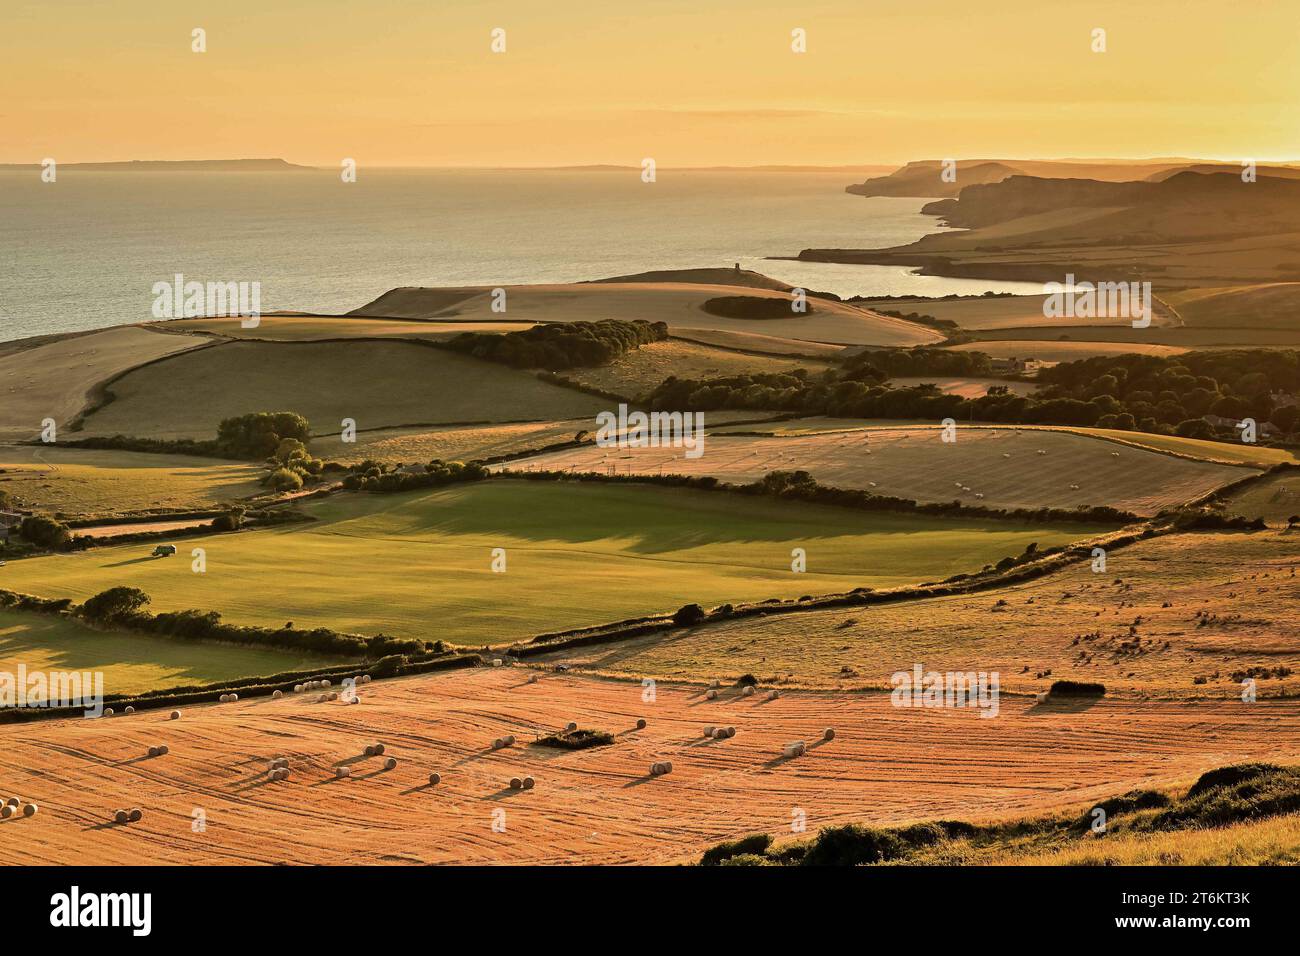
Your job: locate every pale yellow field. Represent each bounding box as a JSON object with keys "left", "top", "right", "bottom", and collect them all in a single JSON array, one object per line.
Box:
[
  {"left": 0, "top": 444, "right": 263, "bottom": 517},
  {"left": 351, "top": 282, "right": 943, "bottom": 348},
  {"left": 3, "top": 667, "right": 1296, "bottom": 865},
  {"left": 1221, "top": 471, "right": 1300, "bottom": 525},
  {"left": 79, "top": 339, "right": 608, "bottom": 440},
  {"left": 0, "top": 326, "right": 207, "bottom": 441},
  {"left": 889, "top": 376, "right": 1038, "bottom": 398},
  {"left": 671, "top": 328, "right": 847, "bottom": 358},
  {"left": 946, "top": 340, "right": 1189, "bottom": 362},
  {"left": 503, "top": 424, "right": 1254, "bottom": 517},
  {"left": 165, "top": 315, "right": 537, "bottom": 341},
  {"left": 547, "top": 530, "right": 1300, "bottom": 698},
  {"left": 1166, "top": 282, "right": 1300, "bottom": 329},
  {"left": 865, "top": 294, "right": 1178, "bottom": 331}
]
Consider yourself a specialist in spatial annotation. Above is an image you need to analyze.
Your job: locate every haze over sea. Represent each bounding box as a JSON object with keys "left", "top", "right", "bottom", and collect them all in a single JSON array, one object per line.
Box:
[{"left": 0, "top": 169, "right": 1040, "bottom": 343}]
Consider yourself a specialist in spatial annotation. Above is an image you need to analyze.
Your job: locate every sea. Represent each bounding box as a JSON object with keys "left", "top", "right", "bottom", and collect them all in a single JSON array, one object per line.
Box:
[{"left": 0, "top": 169, "right": 1042, "bottom": 343}]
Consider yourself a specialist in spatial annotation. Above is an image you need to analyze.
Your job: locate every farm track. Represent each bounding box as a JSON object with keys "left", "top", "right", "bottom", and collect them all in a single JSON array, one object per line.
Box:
[{"left": 2, "top": 669, "right": 1296, "bottom": 865}]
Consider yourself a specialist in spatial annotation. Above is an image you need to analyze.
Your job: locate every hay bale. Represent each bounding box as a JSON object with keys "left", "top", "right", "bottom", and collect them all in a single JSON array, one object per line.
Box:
[
  {"left": 103, "top": 708, "right": 114, "bottom": 717},
  {"left": 768, "top": 690, "right": 781, "bottom": 700},
  {"left": 336, "top": 766, "right": 351, "bottom": 778},
  {"left": 783, "top": 741, "right": 806, "bottom": 758},
  {"left": 636, "top": 718, "right": 647, "bottom": 730},
  {"left": 503, "top": 734, "right": 516, "bottom": 746},
  {"left": 703, "top": 726, "right": 716, "bottom": 738},
  {"left": 293, "top": 685, "right": 303, "bottom": 693},
  {"left": 522, "top": 776, "right": 535, "bottom": 790},
  {"left": 0, "top": 806, "right": 11, "bottom": 820},
  {"left": 4, "top": 797, "right": 18, "bottom": 807},
  {"left": 124, "top": 705, "right": 135, "bottom": 714},
  {"left": 384, "top": 757, "right": 397, "bottom": 770},
  {"left": 114, "top": 809, "right": 129, "bottom": 824},
  {"left": 127, "top": 808, "right": 141, "bottom": 822},
  {"left": 725, "top": 726, "right": 736, "bottom": 738},
  {"left": 527, "top": 674, "right": 539, "bottom": 684},
  {"left": 428, "top": 772, "right": 441, "bottom": 786},
  {"left": 158, "top": 744, "right": 169, "bottom": 756},
  {"left": 822, "top": 728, "right": 835, "bottom": 741},
  {"left": 363, "top": 745, "right": 375, "bottom": 756},
  {"left": 564, "top": 721, "right": 577, "bottom": 732},
  {"left": 147, "top": 746, "right": 159, "bottom": 758},
  {"left": 219, "top": 694, "right": 229, "bottom": 703},
  {"left": 228, "top": 693, "right": 238, "bottom": 702},
  {"left": 741, "top": 686, "right": 755, "bottom": 697},
  {"left": 373, "top": 743, "right": 386, "bottom": 755},
  {"left": 360, "top": 675, "right": 371, "bottom": 684},
  {"left": 271, "top": 690, "right": 283, "bottom": 699},
  {"left": 169, "top": 710, "right": 181, "bottom": 720},
  {"left": 349, "top": 697, "right": 360, "bottom": 705},
  {"left": 492, "top": 658, "right": 503, "bottom": 667},
  {"left": 510, "top": 776, "right": 523, "bottom": 790},
  {"left": 321, "top": 679, "right": 331, "bottom": 687},
  {"left": 708, "top": 679, "right": 720, "bottom": 689},
  {"left": 649, "top": 762, "right": 663, "bottom": 776},
  {"left": 705, "top": 689, "right": 717, "bottom": 700}
]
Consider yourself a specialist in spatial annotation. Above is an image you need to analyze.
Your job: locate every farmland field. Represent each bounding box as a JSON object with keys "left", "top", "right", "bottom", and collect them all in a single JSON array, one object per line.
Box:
[
  {"left": 503, "top": 425, "right": 1254, "bottom": 516},
  {"left": 0, "top": 444, "right": 264, "bottom": 517},
  {"left": 945, "top": 340, "right": 1188, "bottom": 362},
  {"left": 3, "top": 666, "right": 1297, "bottom": 865},
  {"left": 544, "top": 530, "right": 1300, "bottom": 698},
  {"left": 0, "top": 607, "right": 341, "bottom": 697},
  {"left": 0, "top": 326, "right": 207, "bottom": 441},
  {"left": 0, "top": 480, "right": 1101, "bottom": 645},
  {"left": 78, "top": 339, "right": 608, "bottom": 439},
  {"left": 164, "top": 315, "right": 537, "bottom": 341}
]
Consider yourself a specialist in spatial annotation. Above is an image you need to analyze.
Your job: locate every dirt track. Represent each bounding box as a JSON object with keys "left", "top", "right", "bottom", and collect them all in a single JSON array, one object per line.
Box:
[{"left": 2, "top": 669, "right": 1297, "bottom": 865}]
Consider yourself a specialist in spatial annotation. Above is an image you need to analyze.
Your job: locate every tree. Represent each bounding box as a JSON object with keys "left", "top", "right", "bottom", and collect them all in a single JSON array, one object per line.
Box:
[
  {"left": 18, "top": 515, "right": 70, "bottom": 548},
  {"left": 81, "top": 586, "right": 151, "bottom": 623},
  {"left": 1175, "top": 418, "right": 1215, "bottom": 440}
]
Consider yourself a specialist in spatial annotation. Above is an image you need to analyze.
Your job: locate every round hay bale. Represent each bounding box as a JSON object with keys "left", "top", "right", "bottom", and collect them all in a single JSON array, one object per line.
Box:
[
  {"left": 492, "top": 658, "right": 503, "bottom": 667},
  {"left": 272, "top": 690, "right": 283, "bottom": 699},
  {"left": 510, "top": 776, "right": 523, "bottom": 790},
  {"left": 725, "top": 726, "right": 736, "bottom": 738},
  {"left": 768, "top": 690, "right": 781, "bottom": 700},
  {"left": 329, "top": 692, "right": 339, "bottom": 701},
  {"left": 0, "top": 806, "right": 11, "bottom": 820},
  {"left": 636, "top": 718, "right": 647, "bottom": 730},
  {"left": 663, "top": 761, "right": 673, "bottom": 773},
  {"left": 708, "top": 679, "right": 720, "bottom": 689},
  {"left": 4, "top": 796, "right": 19, "bottom": 807},
  {"left": 219, "top": 694, "right": 229, "bottom": 703},
  {"left": 363, "top": 745, "right": 375, "bottom": 757},
  {"left": 127, "top": 808, "right": 141, "bottom": 822},
  {"left": 293, "top": 685, "right": 303, "bottom": 693},
  {"left": 649, "top": 762, "right": 663, "bottom": 776},
  {"left": 336, "top": 766, "right": 351, "bottom": 778},
  {"left": 428, "top": 772, "right": 441, "bottom": 786},
  {"left": 503, "top": 734, "right": 516, "bottom": 747},
  {"left": 374, "top": 743, "right": 386, "bottom": 755},
  {"left": 169, "top": 710, "right": 181, "bottom": 720},
  {"left": 103, "top": 707, "right": 114, "bottom": 717},
  {"left": 384, "top": 757, "right": 397, "bottom": 770},
  {"left": 823, "top": 728, "right": 835, "bottom": 741},
  {"left": 564, "top": 721, "right": 577, "bottom": 732},
  {"left": 228, "top": 693, "right": 238, "bottom": 702},
  {"left": 360, "top": 675, "right": 371, "bottom": 684},
  {"left": 703, "top": 726, "right": 715, "bottom": 738},
  {"left": 321, "top": 679, "right": 331, "bottom": 687},
  {"left": 522, "top": 776, "right": 535, "bottom": 790},
  {"left": 158, "top": 744, "right": 169, "bottom": 756},
  {"left": 147, "top": 746, "right": 159, "bottom": 758},
  {"left": 783, "top": 741, "right": 805, "bottom": 758},
  {"left": 527, "top": 674, "right": 539, "bottom": 684},
  {"left": 114, "top": 809, "right": 129, "bottom": 824},
  {"left": 348, "top": 697, "right": 360, "bottom": 705},
  {"left": 124, "top": 705, "right": 135, "bottom": 714},
  {"left": 705, "top": 689, "right": 717, "bottom": 700},
  {"left": 742, "top": 686, "right": 755, "bottom": 697},
  {"left": 492, "top": 737, "right": 504, "bottom": 750}
]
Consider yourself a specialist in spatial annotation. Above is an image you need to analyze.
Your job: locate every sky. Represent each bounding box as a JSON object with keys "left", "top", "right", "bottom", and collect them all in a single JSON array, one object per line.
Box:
[{"left": 6, "top": 0, "right": 1299, "bottom": 167}]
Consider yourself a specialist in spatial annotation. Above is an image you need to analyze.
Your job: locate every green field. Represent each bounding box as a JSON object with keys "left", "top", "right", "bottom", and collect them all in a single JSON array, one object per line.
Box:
[
  {"left": 0, "top": 607, "right": 342, "bottom": 697},
  {"left": 0, "top": 480, "right": 1100, "bottom": 645},
  {"left": 0, "top": 444, "right": 264, "bottom": 517}
]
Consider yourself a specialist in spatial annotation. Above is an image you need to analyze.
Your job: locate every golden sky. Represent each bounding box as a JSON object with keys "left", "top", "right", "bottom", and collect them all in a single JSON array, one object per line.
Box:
[{"left": 6, "top": 0, "right": 1298, "bottom": 166}]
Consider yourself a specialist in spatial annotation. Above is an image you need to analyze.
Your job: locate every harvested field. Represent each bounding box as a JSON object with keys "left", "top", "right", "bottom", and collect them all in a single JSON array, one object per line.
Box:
[
  {"left": 350, "top": 283, "right": 942, "bottom": 348},
  {"left": 2, "top": 667, "right": 1297, "bottom": 865},
  {"left": 0, "top": 480, "right": 1096, "bottom": 645},
  {"left": 0, "top": 607, "right": 341, "bottom": 698},
  {"left": 561, "top": 340, "right": 831, "bottom": 402},
  {"left": 0, "top": 326, "right": 206, "bottom": 441},
  {"left": 0, "top": 444, "right": 264, "bottom": 517},
  {"left": 862, "top": 294, "right": 1178, "bottom": 331},
  {"left": 503, "top": 425, "right": 1254, "bottom": 517},
  {"left": 888, "top": 376, "right": 1037, "bottom": 398},
  {"left": 163, "top": 315, "right": 536, "bottom": 342},
  {"left": 946, "top": 340, "right": 1188, "bottom": 363},
  {"left": 546, "top": 531, "right": 1300, "bottom": 698},
  {"left": 670, "top": 328, "right": 846, "bottom": 358},
  {"left": 1221, "top": 472, "right": 1300, "bottom": 526},
  {"left": 78, "top": 339, "right": 607, "bottom": 439}
]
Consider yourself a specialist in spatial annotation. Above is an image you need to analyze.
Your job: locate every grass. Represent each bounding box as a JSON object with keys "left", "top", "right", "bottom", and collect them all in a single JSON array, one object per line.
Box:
[
  {"left": 945, "top": 340, "right": 1188, "bottom": 362},
  {"left": 560, "top": 340, "right": 830, "bottom": 402},
  {"left": 507, "top": 423, "right": 1252, "bottom": 516},
  {"left": 0, "top": 606, "right": 342, "bottom": 697},
  {"left": 1221, "top": 470, "right": 1300, "bottom": 525},
  {"left": 0, "top": 479, "right": 1096, "bottom": 646},
  {"left": 548, "top": 530, "right": 1300, "bottom": 697},
  {"left": 166, "top": 315, "right": 536, "bottom": 341},
  {"left": 79, "top": 339, "right": 607, "bottom": 439},
  {"left": 0, "top": 444, "right": 264, "bottom": 517},
  {"left": 1081, "top": 429, "right": 1297, "bottom": 467}
]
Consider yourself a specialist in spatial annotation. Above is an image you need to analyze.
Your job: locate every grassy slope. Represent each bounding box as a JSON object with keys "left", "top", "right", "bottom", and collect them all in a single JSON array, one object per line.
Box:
[
  {"left": 0, "top": 607, "right": 340, "bottom": 697},
  {"left": 549, "top": 530, "right": 1300, "bottom": 697},
  {"left": 165, "top": 315, "right": 536, "bottom": 341},
  {"left": 0, "top": 480, "right": 1096, "bottom": 645},
  {"left": 79, "top": 339, "right": 607, "bottom": 439},
  {"left": 0, "top": 444, "right": 264, "bottom": 517}
]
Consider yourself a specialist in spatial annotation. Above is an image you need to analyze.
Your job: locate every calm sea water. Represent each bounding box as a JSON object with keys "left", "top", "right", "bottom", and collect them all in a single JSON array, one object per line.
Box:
[{"left": 0, "top": 169, "right": 1040, "bottom": 343}]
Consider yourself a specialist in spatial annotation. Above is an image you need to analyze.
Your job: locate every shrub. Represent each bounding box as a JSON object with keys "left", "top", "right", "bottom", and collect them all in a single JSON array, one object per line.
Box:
[
  {"left": 18, "top": 515, "right": 71, "bottom": 549},
  {"left": 673, "top": 603, "right": 706, "bottom": 627},
  {"left": 81, "top": 587, "right": 151, "bottom": 623},
  {"left": 268, "top": 468, "right": 303, "bottom": 492},
  {"left": 216, "top": 412, "right": 311, "bottom": 459},
  {"left": 1046, "top": 679, "right": 1106, "bottom": 698},
  {"left": 700, "top": 833, "right": 773, "bottom": 866},
  {"left": 535, "top": 729, "right": 615, "bottom": 750}
]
